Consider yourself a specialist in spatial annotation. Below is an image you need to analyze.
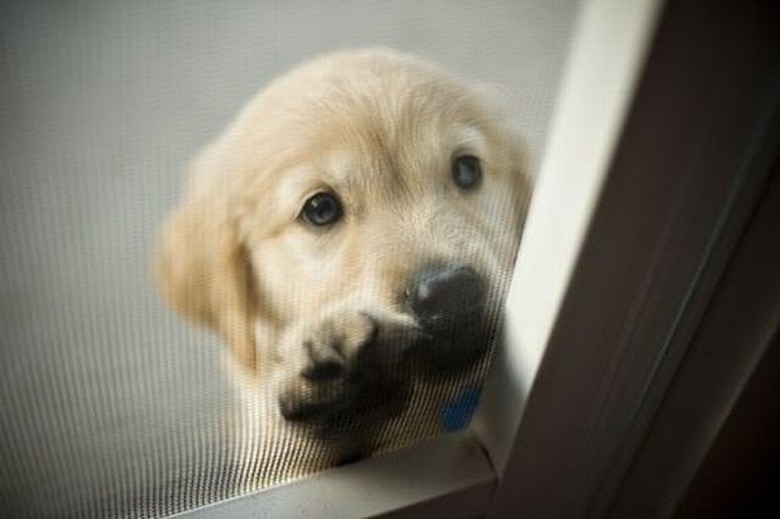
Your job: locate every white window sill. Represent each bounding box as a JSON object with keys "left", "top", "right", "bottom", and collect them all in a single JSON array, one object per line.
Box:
[{"left": 174, "top": 432, "right": 495, "bottom": 518}]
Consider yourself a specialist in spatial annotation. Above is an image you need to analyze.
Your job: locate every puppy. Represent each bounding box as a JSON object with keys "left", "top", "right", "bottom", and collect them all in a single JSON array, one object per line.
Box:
[{"left": 155, "top": 48, "right": 530, "bottom": 488}]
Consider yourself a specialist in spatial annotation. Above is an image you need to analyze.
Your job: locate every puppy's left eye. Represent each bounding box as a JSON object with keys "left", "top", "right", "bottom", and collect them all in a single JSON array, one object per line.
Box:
[
  {"left": 300, "top": 191, "right": 343, "bottom": 227},
  {"left": 452, "top": 155, "right": 482, "bottom": 191}
]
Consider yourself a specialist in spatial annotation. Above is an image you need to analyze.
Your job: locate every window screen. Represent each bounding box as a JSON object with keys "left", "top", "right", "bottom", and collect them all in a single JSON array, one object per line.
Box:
[{"left": 0, "top": 1, "right": 578, "bottom": 516}]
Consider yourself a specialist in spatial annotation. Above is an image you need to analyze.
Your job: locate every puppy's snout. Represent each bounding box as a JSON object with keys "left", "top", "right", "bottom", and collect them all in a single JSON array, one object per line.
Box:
[{"left": 406, "top": 265, "right": 485, "bottom": 325}]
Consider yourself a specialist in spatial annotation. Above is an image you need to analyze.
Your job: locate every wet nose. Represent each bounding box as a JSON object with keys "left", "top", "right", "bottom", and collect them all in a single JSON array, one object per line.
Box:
[{"left": 405, "top": 264, "right": 485, "bottom": 325}]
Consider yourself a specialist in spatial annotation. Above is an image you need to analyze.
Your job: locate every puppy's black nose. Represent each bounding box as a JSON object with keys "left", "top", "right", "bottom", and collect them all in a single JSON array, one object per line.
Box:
[{"left": 406, "top": 265, "right": 485, "bottom": 325}]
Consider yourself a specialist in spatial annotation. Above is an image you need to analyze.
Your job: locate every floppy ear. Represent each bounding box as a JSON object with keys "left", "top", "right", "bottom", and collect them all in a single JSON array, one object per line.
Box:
[{"left": 155, "top": 180, "right": 258, "bottom": 373}]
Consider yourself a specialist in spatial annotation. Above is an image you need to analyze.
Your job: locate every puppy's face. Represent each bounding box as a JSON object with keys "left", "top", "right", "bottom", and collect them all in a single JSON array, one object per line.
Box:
[
  {"left": 244, "top": 114, "right": 525, "bottom": 356},
  {"left": 156, "top": 49, "right": 529, "bottom": 430}
]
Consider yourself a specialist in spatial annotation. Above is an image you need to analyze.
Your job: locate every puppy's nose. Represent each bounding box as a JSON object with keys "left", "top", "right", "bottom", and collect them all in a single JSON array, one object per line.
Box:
[{"left": 406, "top": 265, "right": 485, "bottom": 325}]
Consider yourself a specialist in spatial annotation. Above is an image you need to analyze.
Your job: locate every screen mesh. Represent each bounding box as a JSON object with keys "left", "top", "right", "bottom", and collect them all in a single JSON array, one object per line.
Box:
[{"left": 0, "top": 1, "right": 575, "bottom": 516}]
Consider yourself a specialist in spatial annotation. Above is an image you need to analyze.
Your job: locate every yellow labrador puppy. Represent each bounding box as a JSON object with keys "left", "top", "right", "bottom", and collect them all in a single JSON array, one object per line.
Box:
[{"left": 156, "top": 48, "right": 530, "bottom": 487}]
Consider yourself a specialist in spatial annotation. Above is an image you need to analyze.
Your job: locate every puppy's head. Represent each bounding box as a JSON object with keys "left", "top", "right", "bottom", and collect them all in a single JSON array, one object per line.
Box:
[{"left": 156, "top": 49, "right": 529, "bottom": 383}]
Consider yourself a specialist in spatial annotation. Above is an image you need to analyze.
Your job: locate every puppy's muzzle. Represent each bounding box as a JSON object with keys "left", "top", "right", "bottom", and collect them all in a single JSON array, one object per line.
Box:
[
  {"left": 277, "top": 265, "right": 493, "bottom": 429},
  {"left": 405, "top": 264, "right": 491, "bottom": 371}
]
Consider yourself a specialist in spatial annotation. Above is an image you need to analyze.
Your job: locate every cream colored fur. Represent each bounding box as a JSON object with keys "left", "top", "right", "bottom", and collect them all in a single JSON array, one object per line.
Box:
[{"left": 156, "top": 48, "right": 530, "bottom": 487}]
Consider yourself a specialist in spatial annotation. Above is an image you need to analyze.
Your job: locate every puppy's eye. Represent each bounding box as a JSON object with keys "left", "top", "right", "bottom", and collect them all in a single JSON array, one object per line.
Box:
[
  {"left": 300, "top": 192, "right": 343, "bottom": 227},
  {"left": 452, "top": 155, "right": 482, "bottom": 191}
]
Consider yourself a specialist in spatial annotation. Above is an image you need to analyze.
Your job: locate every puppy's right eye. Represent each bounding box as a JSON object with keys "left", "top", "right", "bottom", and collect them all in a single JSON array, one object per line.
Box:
[
  {"left": 451, "top": 155, "right": 482, "bottom": 191},
  {"left": 300, "top": 192, "right": 343, "bottom": 227}
]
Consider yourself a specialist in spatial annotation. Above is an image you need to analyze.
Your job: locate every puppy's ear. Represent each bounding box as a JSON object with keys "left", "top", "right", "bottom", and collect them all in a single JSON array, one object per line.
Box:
[{"left": 155, "top": 177, "right": 257, "bottom": 372}]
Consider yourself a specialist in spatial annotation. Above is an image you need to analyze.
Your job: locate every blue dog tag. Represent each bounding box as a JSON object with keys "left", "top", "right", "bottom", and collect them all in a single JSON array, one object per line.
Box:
[{"left": 440, "top": 385, "right": 481, "bottom": 432}]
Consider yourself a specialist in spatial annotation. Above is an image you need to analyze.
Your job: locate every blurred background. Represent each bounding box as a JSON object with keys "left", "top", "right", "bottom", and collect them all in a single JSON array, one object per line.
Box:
[{"left": 0, "top": 1, "right": 580, "bottom": 515}]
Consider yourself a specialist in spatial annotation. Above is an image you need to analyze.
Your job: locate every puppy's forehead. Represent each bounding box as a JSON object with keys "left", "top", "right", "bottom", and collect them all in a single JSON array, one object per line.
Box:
[
  {"left": 340, "top": 118, "right": 486, "bottom": 174},
  {"left": 312, "top": 122, "right": 486, "bottom": 202}
]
